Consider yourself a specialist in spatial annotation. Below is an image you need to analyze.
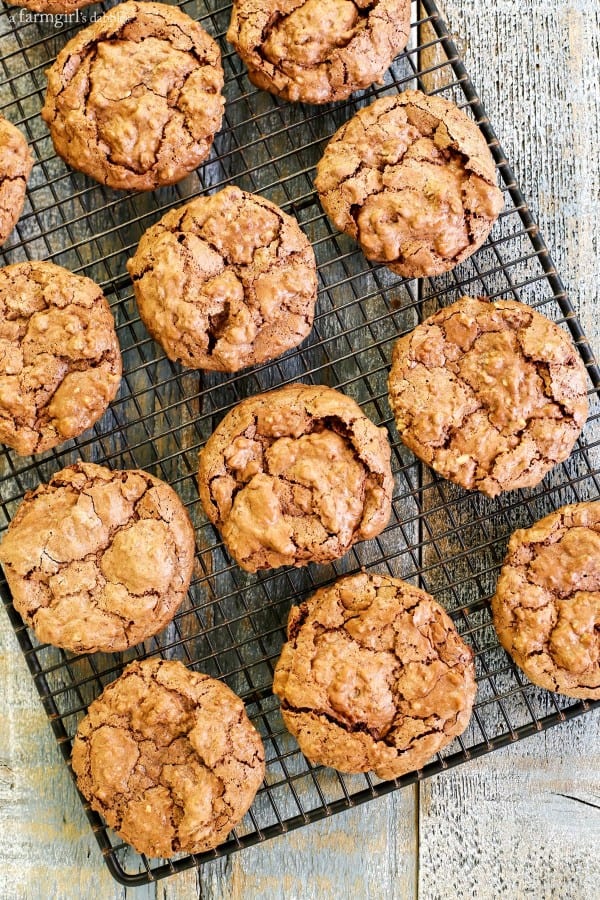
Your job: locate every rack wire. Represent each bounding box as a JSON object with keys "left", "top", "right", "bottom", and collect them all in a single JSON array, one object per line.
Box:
[{"left": 1, "top": 0, "right": 599, "bottom": 886}]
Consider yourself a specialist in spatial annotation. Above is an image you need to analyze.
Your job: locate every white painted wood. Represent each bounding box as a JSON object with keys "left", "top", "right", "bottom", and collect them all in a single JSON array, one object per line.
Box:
[
  {"left": 418, "top": 712, "right": 600, "bottom": 900},
  {"left": 1, "top": 1, "right": 599, "bottom": 898}
]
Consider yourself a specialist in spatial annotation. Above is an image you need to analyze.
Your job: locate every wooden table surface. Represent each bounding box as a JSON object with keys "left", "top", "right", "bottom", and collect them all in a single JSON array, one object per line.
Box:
[{"left": 2, "top": 1, "right": 599, "bottom": 897}]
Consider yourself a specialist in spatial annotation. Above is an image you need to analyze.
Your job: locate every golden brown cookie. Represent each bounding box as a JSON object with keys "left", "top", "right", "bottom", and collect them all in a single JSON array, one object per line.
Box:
[
  {"left": 273, "top": 571, "right": 476, "bottom": 778},
  {"left": 127, "top": 186, "right": 318, "bottom": 372},
  {"left": 315, "top": 90, "right": 503, "bottom": 277},
  {"left": 0, "top": 116, "right": 33, "bottom": 247},
  {"left": 491, "top": 502, "right": 600, "bottom": 699},
  {"left": 0, "top": 462, "right": 195, "bottom": 654},
  {"left": 41, "top": 2, "right": 225, "bottom": 191},
  {"left": 0, "top": 261, "right": 121, "bottom": 456},
  {"left": 198, "top": 383, "right": 393, "bottom": 572},
  {"left": 71, "top": 658, "right": 265, "bottom": 857},
  {"left": 388, "top": 296, "right": 588, "bottom": 497},
  {"left": 227, "top": 0, "right": 411, "bottom": 104}
]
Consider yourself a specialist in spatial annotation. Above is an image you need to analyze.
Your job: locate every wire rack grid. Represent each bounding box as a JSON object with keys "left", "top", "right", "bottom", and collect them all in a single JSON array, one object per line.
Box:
[{"left": 0, "top": 0, "right": 599, "bottom": 886}]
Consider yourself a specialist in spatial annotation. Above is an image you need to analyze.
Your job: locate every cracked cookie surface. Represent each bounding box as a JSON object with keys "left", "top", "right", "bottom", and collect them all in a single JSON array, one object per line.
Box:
[
  {"left": 127, "top": 186, "right": 317, "bottom": 372},
  {"left": 71, "top": 657, "right": 265, "bottom": 857},
  {"left": 315, "top": 90, "right": 504, "bottom": 277},
  {"left": 0, "top": 462, "right": 195, "bottom": 654},
  {"left": 388, "top": 296, "right": 588, "bottom": 497},
  {"left": 7, "top": 0, "right": 92, "bottom": 14},
  {"left": 273, "top": 571, "right": 476, "bottom": 778},
  {"left": 227, "top": 0, "right": 411, "bottom": 104},
  {"left": 198, "top": 383, "right": 393, "bottom": 572},
  {"left": 491, "top": 502, "right": 600, "bottom": 699},
  {"left": 41, "top": 1, "right": 225, "bottom": 191},
  {"left": 0, "top": 261, "right": 121, "bottom": 455},
  {"left": 0, "top": 116, "right": 33, "bottom": 248}
]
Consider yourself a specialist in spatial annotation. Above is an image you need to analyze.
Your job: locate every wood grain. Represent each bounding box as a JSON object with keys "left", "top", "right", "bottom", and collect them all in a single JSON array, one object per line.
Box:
[{"left": 1, "top": 0, "right": 599, "bottom": 898}]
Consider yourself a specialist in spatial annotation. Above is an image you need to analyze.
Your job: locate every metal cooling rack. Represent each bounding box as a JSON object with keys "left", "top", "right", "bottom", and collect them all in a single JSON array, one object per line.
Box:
[{"left": 1, "top": 0, "right": 599, "bottom": 886}]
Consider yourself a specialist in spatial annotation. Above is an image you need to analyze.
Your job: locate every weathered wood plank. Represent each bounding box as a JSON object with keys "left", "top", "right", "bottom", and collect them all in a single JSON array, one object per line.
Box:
[
  {"left": 418, "top": 713, "right": 600, "bottom": 900},
  {"left": 0, "top": 622, "right": 125, "bottom": 900},
  {"left": 196, "top": 789, "right": 417, "bottom": 900}
]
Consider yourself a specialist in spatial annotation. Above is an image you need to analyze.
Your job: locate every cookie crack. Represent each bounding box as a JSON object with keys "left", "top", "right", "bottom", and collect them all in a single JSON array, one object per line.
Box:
[
  {"left": 281, "top": 700, "right": 391, "bottom": 742},
  {"left": 0, "top": 174, "right": 28, "bottom": 185},
  {"left": 282, "top": 699, "right": 448, "bottom": 748},
  {"left": 254, "top": 0, "right": 382, "bottom": 74}
]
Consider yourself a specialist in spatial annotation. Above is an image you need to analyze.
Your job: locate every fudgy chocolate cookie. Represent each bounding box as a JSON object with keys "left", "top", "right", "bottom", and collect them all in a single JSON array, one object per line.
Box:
[
  {"left": 388, "top": 296, "right": 588, "bottom": 497},
  {"left": 198, "top": 383, "right": 393, "bottom": 572},
  {"left": 315, "top": 90, "right": 504, "bottom": 278},
  {"left": 491, "top": 502, "right": 600, "bottom": 699},
  {"left": 127, "top": 186, "right": 318, "bottom": 372},
  {"left": 41, "top": 2, "right": 225, "bottom": 191},
  {"left": 0, "top": 462, "right": 195, "bottom": 654},
  {"left": 227, "top": 0, "right": 411, "bottom": 104},
  {"left": 0, "top": 116, "right": 33, "bottom": 247},
  {"left": 71, "top": 658, "right": 265, "bottom": 857},
  {"left": 273, "top": 571, "right": 476, "bottom": 778},
  {"left": 0, "top": 261, "right": 121, "bottom": 456}
]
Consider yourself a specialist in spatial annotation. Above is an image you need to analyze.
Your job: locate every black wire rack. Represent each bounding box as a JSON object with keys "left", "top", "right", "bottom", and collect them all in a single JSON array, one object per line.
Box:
[{"left": 1, "top": 0, "right": 599, "bottom": 886}]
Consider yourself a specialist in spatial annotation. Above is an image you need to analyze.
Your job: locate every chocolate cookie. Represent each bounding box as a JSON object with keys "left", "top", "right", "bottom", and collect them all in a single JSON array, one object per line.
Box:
[
  {"left": 198, "top": 383, "right": 393, "bottom": 572},
  {"left": 7, "top": 0, "right": 90, "bottom": 14},
  {"left": 315, "top": 90, "right": 504, "bottom": 278},
  {"left": 0, "top": 116, "right": 33, "bottom": 247},
  {"left": 388, "top": 296, "right": 588, "bottom": 497},
  {"left": 127, "top": 186, "right": 318, "bottom": 372},
  {"left": 273, "top": 571, "right": 476, "bottom": 778},
  {"left": 41, "top": 2, "right": 225, "bottom": 191},
  {"left": 71, "top": 658, "right": 265, "bottom": 857},
  {"left": 0, "top": 462, "right": 195, "bottom": 654},
  {"left": 0, "top": 261, "right": 121, "bottom": 456},
  {"left": 227, "top": 0, "right": 411, "bottom": 105},
  {"left": 491, "top": 503, "right": 600, "bottom": 699}
]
